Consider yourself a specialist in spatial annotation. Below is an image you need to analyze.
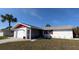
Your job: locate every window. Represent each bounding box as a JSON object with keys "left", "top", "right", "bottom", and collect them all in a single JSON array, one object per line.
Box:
[
  {"left": 44, "top": 31, "right": 48, "bottom": 34},
  {"left": 44, "top": 30, "right": 53, "bottom": 34}
]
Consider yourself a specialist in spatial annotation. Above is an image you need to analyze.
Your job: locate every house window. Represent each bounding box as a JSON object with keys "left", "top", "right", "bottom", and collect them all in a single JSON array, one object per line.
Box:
[
  {"left": 44, "top": 30, "right": 53, "bottom": 34},
  {"left": 44, "top": 31, "right": 48, "bottom": 34}
]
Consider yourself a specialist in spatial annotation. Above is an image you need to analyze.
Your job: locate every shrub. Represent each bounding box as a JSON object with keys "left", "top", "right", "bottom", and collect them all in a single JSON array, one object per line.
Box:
[{"left": 0, "top": 36, "right": 8, "bottom": 39}]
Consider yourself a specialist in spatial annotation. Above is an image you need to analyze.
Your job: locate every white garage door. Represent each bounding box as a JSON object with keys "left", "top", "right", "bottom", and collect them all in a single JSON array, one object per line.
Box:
[
  {"left": 17, "top": 30, "right": 25, "bottom": 38},
  {"left": 52, "top": 30, "right": 73, "bottom": 39}
]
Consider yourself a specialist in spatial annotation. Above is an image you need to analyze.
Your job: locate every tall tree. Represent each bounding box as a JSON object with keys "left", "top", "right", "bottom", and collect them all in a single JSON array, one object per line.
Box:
[
  {"left": 73, "top": 27, "right": 79, "bottom": 38},
  {"left": 45, "top": 24, "right": 51, "bottom": 27},
  {"left": 1, "top": 14, "right": 17, "bottom": 30}
]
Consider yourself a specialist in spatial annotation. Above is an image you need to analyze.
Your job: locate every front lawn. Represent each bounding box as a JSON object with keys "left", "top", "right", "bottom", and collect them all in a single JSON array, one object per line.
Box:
[{"left": 0, "top": 39, "right": 79, "bottom": 50}]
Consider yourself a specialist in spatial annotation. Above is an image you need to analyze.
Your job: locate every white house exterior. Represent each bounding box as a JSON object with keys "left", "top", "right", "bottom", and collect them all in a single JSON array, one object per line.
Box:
[
  {"left": 13, "top": 23, "right": 31, "bottom": 39},
  {"left": 13, "top": 23, "right": 42, "bottom": 39},
  {"left": 43, "top": 26, "right": 74, "bottom": 39},
  {"left": 13, "top": 23, "right": 75, "bottom": 39}
]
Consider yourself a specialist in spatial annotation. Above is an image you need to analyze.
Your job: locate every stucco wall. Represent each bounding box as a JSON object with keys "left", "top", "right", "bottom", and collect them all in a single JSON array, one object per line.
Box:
[{"left": 43, "top": 30, "right": 73, "bottom": 39}]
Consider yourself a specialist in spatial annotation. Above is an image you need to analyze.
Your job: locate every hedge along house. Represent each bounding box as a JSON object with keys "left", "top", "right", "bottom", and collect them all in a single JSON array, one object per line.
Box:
[
  {"left": 13, "top": 23, "right": 75, "bottom": 39},
  {"left": 13, "top": 23, "right": 43, "bottom": 39}
]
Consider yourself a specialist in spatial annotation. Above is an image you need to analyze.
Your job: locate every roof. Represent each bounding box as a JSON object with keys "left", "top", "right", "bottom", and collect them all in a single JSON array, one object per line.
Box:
[
  {"left": 12, "top": 22, "right": 76, "bottom": 30},
  {"left": 43, "top": 26, "right": 75, "bottom": 30},
  {"left": 12, "top": 22, "right": 43, "bottom": 30}
]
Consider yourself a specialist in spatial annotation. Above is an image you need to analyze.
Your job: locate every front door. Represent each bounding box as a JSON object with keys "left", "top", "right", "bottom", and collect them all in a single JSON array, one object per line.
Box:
[{"left": 27, "top": 30, "right": 31, "bottom": 39}]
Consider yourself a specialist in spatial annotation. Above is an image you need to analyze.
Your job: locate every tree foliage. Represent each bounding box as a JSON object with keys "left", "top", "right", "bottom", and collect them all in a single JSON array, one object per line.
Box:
[
  {"left": 73, "top": 27, "right": 79, "bottom": 37},
  {"left": 45, "top": 24, "right": 51, "bottom": 27},
  {"left": 1, "top": 14, "right": 17, "bottom": 30}
]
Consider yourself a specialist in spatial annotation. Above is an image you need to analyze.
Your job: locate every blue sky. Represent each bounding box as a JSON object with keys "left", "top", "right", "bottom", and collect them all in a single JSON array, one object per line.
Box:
[{"left": 0, "top": 8, "right": 79, "bottom": 29}]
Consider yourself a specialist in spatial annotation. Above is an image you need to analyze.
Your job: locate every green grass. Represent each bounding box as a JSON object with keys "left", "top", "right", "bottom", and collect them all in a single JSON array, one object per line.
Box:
[
  {"left": 0, "top": 36, "right": 8, "bottom": 40},
  {"left": 0, "top": 39, "right": 79, "bottom": 50}
]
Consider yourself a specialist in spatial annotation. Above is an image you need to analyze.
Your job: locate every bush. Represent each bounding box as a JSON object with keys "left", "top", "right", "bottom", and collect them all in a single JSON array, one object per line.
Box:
[{"left": 0, "top": 36, "right": 8, "bottom": 39}]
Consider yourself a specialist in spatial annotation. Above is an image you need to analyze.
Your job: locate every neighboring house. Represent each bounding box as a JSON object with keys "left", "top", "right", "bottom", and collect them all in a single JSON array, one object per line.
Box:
[
  {"left": 13, "top": 23, "right": 75, "bottom": 39},
  {"left": 0, "top": 29, "right": 14, "bottom": 37},
  {"left": 0, "top": 30, "right": 4, "bottom": 36}
]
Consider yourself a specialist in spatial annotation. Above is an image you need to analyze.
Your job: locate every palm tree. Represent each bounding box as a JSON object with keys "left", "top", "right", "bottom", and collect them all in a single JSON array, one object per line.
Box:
[{"left": 1, "top": 14, "right": 17, "bottom": 31}]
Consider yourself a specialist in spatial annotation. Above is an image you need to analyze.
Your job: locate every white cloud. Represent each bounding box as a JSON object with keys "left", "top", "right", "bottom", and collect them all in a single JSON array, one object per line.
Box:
[
  {"left": 25, "top": 8, "right": 42, "bottom": 20},
  {"left": 30, "top": 12, "right": 42, "bottom": 20},
  {"left": 15, "top": 8, "right": 42, "bottom": 20}
]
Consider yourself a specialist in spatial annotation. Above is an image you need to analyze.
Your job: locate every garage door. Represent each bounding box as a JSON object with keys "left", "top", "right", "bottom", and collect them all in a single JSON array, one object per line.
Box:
[
  {"left": 52, "top": 30, "right": 73, "bottom": 39},
  {"left": 17, "top": 30, "right": 25, "bottom": 38}
]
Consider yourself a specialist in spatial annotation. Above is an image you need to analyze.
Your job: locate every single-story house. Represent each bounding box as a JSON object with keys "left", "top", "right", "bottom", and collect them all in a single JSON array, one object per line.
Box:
[
  {"left": 13, "top": 23, "right": 43, "bottom": 39},
  {"left": 12, "top": 23, "right": 75, "bottom": 39},
  {"left": 43, "top": 26, "right": 74, "bottom": 39}
]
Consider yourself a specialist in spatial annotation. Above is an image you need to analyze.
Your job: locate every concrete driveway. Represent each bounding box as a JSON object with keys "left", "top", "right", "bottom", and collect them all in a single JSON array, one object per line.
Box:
[
  {"left": 0, "top": 38, "right": 31, "bottom": 44},
  {"left": 0, "top": 38, "right": 79, "bottom": 44}
]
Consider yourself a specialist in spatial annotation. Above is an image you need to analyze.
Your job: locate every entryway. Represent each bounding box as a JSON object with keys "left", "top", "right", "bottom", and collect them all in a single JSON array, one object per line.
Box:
[{"left": 27, "top": 29, "right": 31, "bottom": 39}]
